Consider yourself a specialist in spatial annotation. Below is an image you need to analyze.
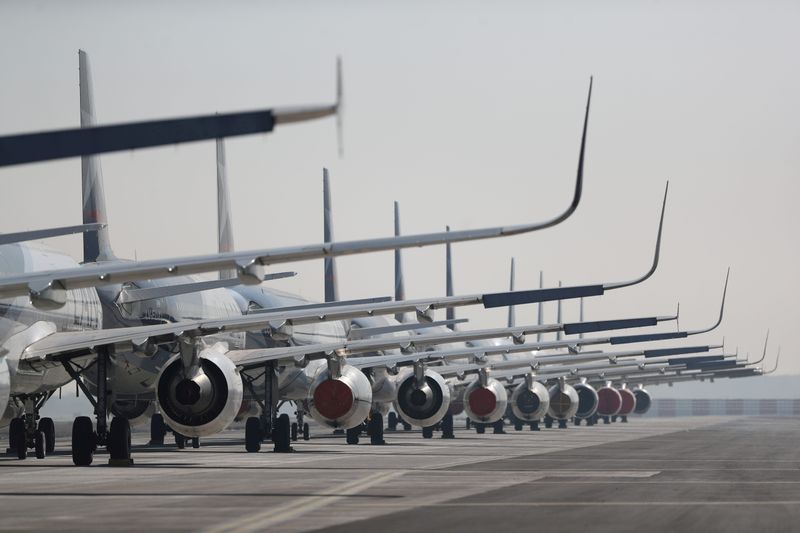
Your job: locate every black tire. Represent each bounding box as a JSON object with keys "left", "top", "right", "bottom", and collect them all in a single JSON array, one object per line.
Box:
[
  {"left": 422, "top": 426, "right": 433, "bottom": 439},
  {"left": 175, "top": 433, "right": 186, "bottom": 449},
  {"left": 273, "top": 414, "right": 292, "bottom": 452},
  {"left": 346, "top": 425, "right": 360, "bottom": 445},
  {"left": 71, "top": 416, "right": 95, "bottom": 466},
  {"left": 192, "top": 437, "right": 200, "bottom": 449},
  {"left": 387, "top": 412, "right": 398, "bottom": 431},
  {"left": 574, "top": 418, "right": 582, "bottom": 426},
  {"left": 150, "top": 413, "right": 167, "bottom": 445},
  {"left": 476, "top": 424, "right": 485, "bottom": 434},
  {"left": 402, "top": 420, "right": 412, "bottom": 431},
  {"left": 303, "top": 423, "right": 310, "bottom": 441},
  {"left": 514, "top": 422, "right": 523, "bottom": 431},
  {"left": 466, "top": 418, "right": 471, "bottom": 430},
  {"left": 291, "top": 422, "right": 298, "bottom": 442},
  {"left": 108, "top": 417, "right": 131, "bottom": 460},
  {"left": 34, "top": 431, "right": 45, "bottom": 459},
  {"left": 245, "top": 417, "right": 262, "bottom": 452},
  {"left": 38, "top": 417, "right": 56, "bottom": 454},
  {"left": 10, "top": 418, "right": 26, "bottom": 459}
]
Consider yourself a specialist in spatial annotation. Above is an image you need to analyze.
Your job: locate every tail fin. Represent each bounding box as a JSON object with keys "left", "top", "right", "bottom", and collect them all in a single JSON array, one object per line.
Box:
[
  {"left": 507, "top": 258, "right": 516, "bottom": 328},
  {"left": 536, "top": 271, "right": 544, "bottom": 342},
  {"left": 78, "top": 50, "right": 115, "bottom": 263},
  {"left": 323, "top": 168, "right": 339, "bottom": 302},
  {"left": 445, "top": 226, "right": 455, "bottom": 329},
  {"left": 393, "top": 201, "right": 405, "bottom": 322},
  {"left": 216, "top": 138, "right": 236, "bottom": 279},
  {"left": 556, "top": 281, "right": 563, "bottom": 341}
]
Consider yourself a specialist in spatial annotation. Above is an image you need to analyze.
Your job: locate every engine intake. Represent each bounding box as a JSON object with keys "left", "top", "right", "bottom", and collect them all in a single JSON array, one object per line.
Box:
[
  {"left": 632, "top": 388, "right": 651, "bottom": 414},
  {"left": 156, "top": 344, "right": 243, "bottom": 438},
  {"left": 510, "top": 380, "right": 550, "bottom": 422},
  {"left": 463, "top": 378, "right": 508, "bottom": 423},
  {"left": 307, "top": 364, "right": 372, "bottom": 429},
  {"left": 547, "top": 382, "right": 579, "bottom": 420},
  {"left": 617, "top": 388, "right": 637, "bottom": 416},
  {"left": 596, "top": 386, "right": 623, "bottom": 417},
  {"left": 392, "top": 369, "right": 451, "bottom": 427},
  {"left": 574, "top": 382, "right": 599, "bottom": 419}
]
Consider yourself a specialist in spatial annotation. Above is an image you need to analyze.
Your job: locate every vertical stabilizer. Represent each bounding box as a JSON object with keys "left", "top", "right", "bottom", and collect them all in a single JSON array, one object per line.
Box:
[
  {"left": 507, "top": 258, "right": 516, "bottom": 328},
  {"left": 556, "top": 281, "right": 563, "bottom": 341},
  {"left": 323, "top": 169, "right": 339, "bottom": 302},
  {"left": 445, "top": 226, "right": 455, "bottom": 329},
  {"left": 536, "top": 271, "right": 544, "bottom": 342},
  {"left": 393, "top": 201, "right": 405, "bottom": 322},
  {"left": 216, "top": 138, "right": 236, "bottom": 279},
  {"left": 79, "top": 50, "right": 115, "bottom": 263}
]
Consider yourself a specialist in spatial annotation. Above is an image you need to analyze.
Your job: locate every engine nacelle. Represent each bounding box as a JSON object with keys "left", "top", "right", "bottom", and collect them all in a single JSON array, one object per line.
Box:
[
  {"left": 510, "top": 380, "right": 550, "bottom": 422},
  {"left": 617, "top": 388, "right": 637, "bottom": 416},
  {"left": 632, "top": 387, "right": 652, "bottom": 414},
  {"left": 596, "top": 385, "right": 623, "bottom": 417},
  {"left": 573, "top": 382, "right": 599, "bottom": 419},
  {"left": 307, "top": 364, "right": 372, "bottom": 429},
  {"left": 463, "top": 378, "right": 508, "bottom": 424},
  {"left": 156, "top": 344, "right": 243, "bottom": 438},
  {"left": 110, "top": 398, "right": 155, "bottom": 427},
  {"left": 547, "top": 382, "right": 579, "bottom": 420},
  {"left": 0, "top": 357, "right": 10, "bottom": 426},
  {"left": 392, "top": 369, "right": 451, "bottom": 427}
]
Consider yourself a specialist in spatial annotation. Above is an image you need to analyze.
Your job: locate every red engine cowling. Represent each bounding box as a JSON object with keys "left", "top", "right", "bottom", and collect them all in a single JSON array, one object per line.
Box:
[
  {"left": 596, "top": 386, "right": 623, "bottom": 416},
  {"left": 307, "top": 364, "right": 373, "bottom": 430},
  {"left": 617, "top": 388, "right": 637, "bottom": 416},
  {"left": 463, "top": 378, "right": 508, "bottom": 423}
]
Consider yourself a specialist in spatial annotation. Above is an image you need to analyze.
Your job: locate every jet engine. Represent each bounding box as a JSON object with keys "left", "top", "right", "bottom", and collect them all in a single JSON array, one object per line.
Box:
[
  {"left": 632, "top": 387, "right": 652, "bottom": 414},
  {"left": 110, "top": 398, "right": 155, "bottom": 427},
  {"left": 156, "top": 344, "right": 243, "bottom": 438},
  {"left": 463, "top": 378, "right": 508, "bottom": 424},
  {"left": 392, "top": 368, "right": 451, "bottom": 427},
  {"left": 307, "top": 364, "right": 372, "bottom": 430},
  {"left": 617, "top": 388, "right": 637, "bottom": 416},
  {"left": 0, "top": 357, "right": 10, "bottom": 426},
  {"left": 596, "top": 385, "right": 623, "bottom": 417},
  {"left": 547, "top": 382, "right": 579, "bottom": 420},
  {"left": 573, "top": 382, "right": 599, "bottom": 420},
  {"left": 510, "top": 379, "right": 550, "bottom": 422}
]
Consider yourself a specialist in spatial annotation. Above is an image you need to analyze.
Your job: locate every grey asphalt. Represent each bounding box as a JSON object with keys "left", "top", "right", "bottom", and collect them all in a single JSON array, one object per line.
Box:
[{"left": 0, "top": 416, "right": 796, "bottom": 532}]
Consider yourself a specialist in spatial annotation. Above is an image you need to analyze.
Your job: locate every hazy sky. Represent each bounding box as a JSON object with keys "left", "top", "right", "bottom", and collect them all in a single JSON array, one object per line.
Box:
[{"left": 1, "top": 1, "right": 798, "bottom": 380}]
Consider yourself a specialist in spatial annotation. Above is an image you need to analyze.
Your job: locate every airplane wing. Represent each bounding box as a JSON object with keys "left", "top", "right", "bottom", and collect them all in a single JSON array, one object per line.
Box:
[
  {"left": 1, "top": 79, "right": 593, "bottom": 309},
  {"left": 0, "top": 223, "right": 105, "bottom": 246}
]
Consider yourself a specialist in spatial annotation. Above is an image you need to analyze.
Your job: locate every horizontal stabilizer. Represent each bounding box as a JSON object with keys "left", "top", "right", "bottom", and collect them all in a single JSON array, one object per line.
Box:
[
  {"left": 483, "top": 285, "right": 604, "bottom": 308},
  {"left": 668, "top": 355, "right": 724, "bottom": 366},
  {"left": 0, "top": 223, "right": 105, "bottom": 246},
  {"left": 644, "top": 345, "right": 716, "bottom": 358}
]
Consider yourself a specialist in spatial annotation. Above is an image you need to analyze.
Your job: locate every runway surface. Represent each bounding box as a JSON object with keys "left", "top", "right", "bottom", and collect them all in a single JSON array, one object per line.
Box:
[{"left": 1, "top": 416, "right": 798, "bottom": 532}]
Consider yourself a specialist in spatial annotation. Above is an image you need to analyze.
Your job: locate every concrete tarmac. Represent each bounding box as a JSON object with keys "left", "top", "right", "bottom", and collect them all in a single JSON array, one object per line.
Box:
[{"left": 0, "top": 416, "right": 797, "bottom": 532}]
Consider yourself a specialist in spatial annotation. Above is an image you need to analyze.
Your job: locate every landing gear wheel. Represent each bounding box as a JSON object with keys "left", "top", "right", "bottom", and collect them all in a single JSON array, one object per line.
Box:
[
  {"left": 493, "top": 419, "right": 506, "bottom": 434},
  {"left": 544, "top": 416, "right": 553, "bottom": 429},
  {"left": 175, "top": 433, "right": 186, "bottom": 449},
  {"left": 514, "top": 422, "right": 523, "bottom": 431},
  {"left": 10, "top": 418, "right": 26, "bottom": 459},
  {"left": 441, "top": 412, "right": 455, "bottom": 439},
  {"left": 108, "top": 417, "right": 132, "bottom": 462},
  {"left": 558, "top": 419, "right": 568, "bottom": 429},
  {"left": 34, "top": 431, "right": 45, "bottom": 459},
  {"left": 149, "top": 413, "right": 167, "bottom": 445},
  {"left": 387, "top": 412, "right": 398, "bottom": 431},
  {"left": 291, "top": 422, "right": 298, "bottom": 442},
  {"left": 192, "top": 437, "right": 200, "bottom": 449},
  {"left": 303, "top": 423, "right": 310, "bottom": 441},
  {"left": 401, "top": 420, "right": 412, "bottom": 431},
  {"left": 245, "top": 417, "right": 262, "bottom": 453},
  {"left": 71, "top": 416, "right": 95, "bottom": 466},
  {"left": 369, "top": 414, "right": 385, "bottom": 445},
  {"left": 422, "top": 426, "right": 433, "bottom": 439},
  {"left": 465, "top": 417, "right": 471, "bottom": 430},
  {"left": 273, "top": 414, "right": 293, "bottom": 453},
  {"left": 574, "top": 418, "right": 581, "bottom": 426},
  {"left": 346, "top": 425, "right": 361, "bottom": 445},
  {"left": 38, "top": 417, "right": 55, "bottom": 454},
  {"left": 475, "top": 424, "right": 485, "bottom": 434},
  {"left": 530, "top": 421, "right": 540, "bottom": 431}
]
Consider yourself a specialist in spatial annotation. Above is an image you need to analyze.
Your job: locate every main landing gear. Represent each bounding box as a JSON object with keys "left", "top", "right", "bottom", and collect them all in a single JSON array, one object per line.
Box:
[
  {"left": 7, "top": 394, "right": 56, "bottom": 460},
  {"left": 62, "top": 347, "right": 133, "bottom": 466}
]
